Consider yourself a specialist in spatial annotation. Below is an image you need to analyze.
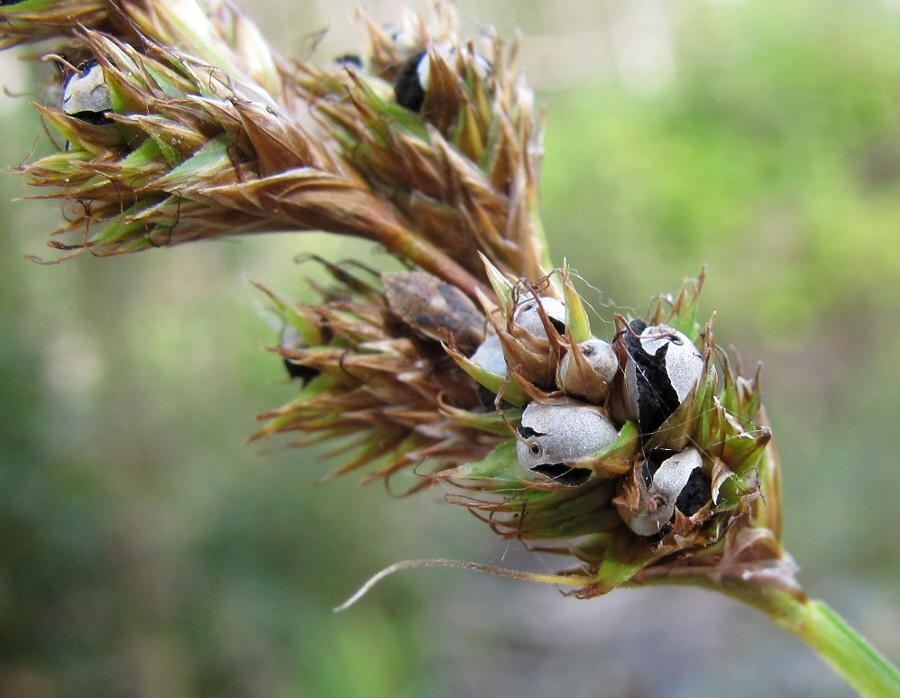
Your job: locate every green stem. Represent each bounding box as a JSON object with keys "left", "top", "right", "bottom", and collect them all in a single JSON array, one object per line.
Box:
[
  {"left": 638, "top": 571, "right": 900, "bottom": 697},
  {"left": 735, "top": 588, "right": 899, "bottom": 698}
]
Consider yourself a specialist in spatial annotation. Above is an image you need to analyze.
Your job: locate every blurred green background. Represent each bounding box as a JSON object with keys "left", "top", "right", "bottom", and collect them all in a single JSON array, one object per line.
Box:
[{"left": 1, "top": 0, "right": 899, "bottom": 696}]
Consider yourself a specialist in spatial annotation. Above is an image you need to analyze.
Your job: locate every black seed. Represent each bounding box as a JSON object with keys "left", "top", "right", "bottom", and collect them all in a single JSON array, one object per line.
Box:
[
  {"left": 675, "top": 468, "right": 710, "bottom": 518},
  {"left": 283, "top": 359, "right": 320, "bottom": 385},
  {"left": 393, "top": 51, "right": 426, "bottom": 111},
  {"left": 549, "top": 316, "right": 566, "bottom": 335},
  {"left": 625, "top": 319, "right": 680, "bottom": 434},
  {"left": 531, "top": 464, "right": 591, "bottom": 487},
  {"left": 634, "top": 346, "right": 679, "bottom": 432}
]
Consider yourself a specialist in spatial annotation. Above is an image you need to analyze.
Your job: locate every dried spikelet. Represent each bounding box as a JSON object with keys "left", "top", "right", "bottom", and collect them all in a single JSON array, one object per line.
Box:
[
  {"left": 0, "top": 0, "right": 108, "bottom": 47},
  {"left": 292, "top": 7, "right": 549, "bottom": 283},
  {"left": 251, "top": 262, "right": 510, "bottom": 487},
  {"left": 22, "top": 24, "right": 485, "bottom": 292}
]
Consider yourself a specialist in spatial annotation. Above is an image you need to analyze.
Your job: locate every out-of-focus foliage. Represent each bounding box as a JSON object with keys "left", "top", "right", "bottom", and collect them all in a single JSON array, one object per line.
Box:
[{"left": 0, "top": 1, "right": 898, "bottom": 697}]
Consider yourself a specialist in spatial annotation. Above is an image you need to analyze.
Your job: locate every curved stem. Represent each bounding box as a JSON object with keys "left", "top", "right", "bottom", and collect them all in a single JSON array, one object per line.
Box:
[
  {"left": 636, "top": 572, "right": 900, "bottom": 697},
  {"left": 741, "top": 591, "right": 898, "bottom": 698}
]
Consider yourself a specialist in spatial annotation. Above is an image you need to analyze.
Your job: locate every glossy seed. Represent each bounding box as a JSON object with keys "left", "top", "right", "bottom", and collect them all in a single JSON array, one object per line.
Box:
[{"left": 558, "top": 337, "right": 618, "bottom": 400}]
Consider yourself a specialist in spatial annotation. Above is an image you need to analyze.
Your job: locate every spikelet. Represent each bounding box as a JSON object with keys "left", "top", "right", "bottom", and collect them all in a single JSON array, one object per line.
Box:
[
  {"left": 249, "top": 260, "right": 509, "bottom": 491},
  {"left": 12, "top": 0, "right": 545, "bottom": 295},
  {"left": 0, "top": 0, "right": 107, "bottom": 48}
]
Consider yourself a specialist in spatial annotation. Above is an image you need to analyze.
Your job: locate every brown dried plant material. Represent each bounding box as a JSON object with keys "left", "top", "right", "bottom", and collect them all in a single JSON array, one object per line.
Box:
[
  {"left": 250, "top": 264, "right": 505, "bottom": 487},
  {"left": 0, "top": 0, "right": 107, "bottom": 47}
]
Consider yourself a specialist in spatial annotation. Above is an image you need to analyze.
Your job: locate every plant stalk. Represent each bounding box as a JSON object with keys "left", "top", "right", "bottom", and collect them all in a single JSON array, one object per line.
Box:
[
  {"left": 735, "top": 588, "right": 899, "bottom": 698},
  {"left": 638, "top": 570, "right": 900, "bottom": 697}
]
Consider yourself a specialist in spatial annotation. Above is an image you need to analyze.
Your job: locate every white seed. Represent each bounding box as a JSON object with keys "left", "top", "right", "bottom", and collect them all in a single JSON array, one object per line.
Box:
[
  {"left": 513, "top": 297, "right": 566, "bottom": 339},
  {"left": 417, "top": 44, "right": 491, "bottom": 89},
  {"left": 639, "top": 324, "right": 704, "bottom": 401},
  {"left": 559, "top": 338, "right": 618, "bottom": 385},
  {"left": 623, "top": 448, "right": 702, "bottom": 537},
  {"left": 61, "top": 62, "right": 111, "bottom": 117},
  {"left": 469, "top": 333, "right": 507, "bottom": 376},
  {"left": 516, "top": 402, "right": 618, "bottom": 472}
]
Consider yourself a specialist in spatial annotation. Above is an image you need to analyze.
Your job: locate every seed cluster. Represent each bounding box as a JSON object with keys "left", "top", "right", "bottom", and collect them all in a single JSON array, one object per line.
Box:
[
  {"left": 460, "top": 276, "right": 711, "bottom": 539},
  {"left": 268, "top": 263, "right": 766, "bottom": 549}
]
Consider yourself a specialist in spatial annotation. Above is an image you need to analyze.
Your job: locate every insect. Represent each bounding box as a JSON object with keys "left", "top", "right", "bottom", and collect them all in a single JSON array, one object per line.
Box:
[
  {"left": 618, "top": 320, "right": 704, "bottom": 433},
  {"left": 60, "top": 60, "right": 111, "bottom": 123},
  {"left": 516, "top": 402, "right": 618, "bottom": 486},
  {"left": 383, "top": 271, "right": 486, "bottom": 351},
  {"left": 618, "top": 448, "right": 710, "bottom": 540}
]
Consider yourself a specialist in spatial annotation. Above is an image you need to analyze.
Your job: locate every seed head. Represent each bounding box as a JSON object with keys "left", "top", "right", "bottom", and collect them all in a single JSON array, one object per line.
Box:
[{"left": 1, "top": 0, "right": 795, "bottom": 600}]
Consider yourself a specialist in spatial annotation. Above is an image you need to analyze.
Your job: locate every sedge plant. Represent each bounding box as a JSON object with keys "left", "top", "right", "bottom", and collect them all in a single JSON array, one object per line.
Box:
[{"left": 1, "top": 1, "right": 897, "bottom": 694}]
